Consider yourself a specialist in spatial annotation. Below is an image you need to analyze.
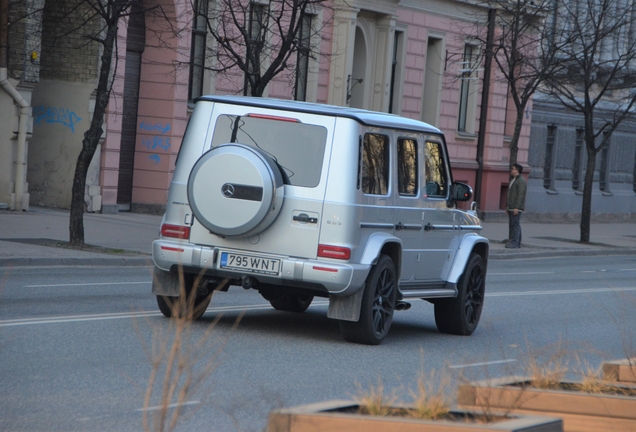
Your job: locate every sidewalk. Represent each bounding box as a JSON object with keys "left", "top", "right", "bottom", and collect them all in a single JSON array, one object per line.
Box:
[{"left": 1, "top": 207, "right": 636, "bottom": 267}]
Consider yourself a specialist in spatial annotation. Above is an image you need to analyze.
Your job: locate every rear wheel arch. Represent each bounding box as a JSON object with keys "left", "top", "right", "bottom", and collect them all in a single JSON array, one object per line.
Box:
[{"left": 380, "top": 242, "right": 401, "bottom": 279}]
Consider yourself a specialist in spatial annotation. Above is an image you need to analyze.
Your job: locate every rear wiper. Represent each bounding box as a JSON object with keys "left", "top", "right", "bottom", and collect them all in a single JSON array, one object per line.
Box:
[{"left": 230, "top": 116, "right": 241, "bottom": 142}]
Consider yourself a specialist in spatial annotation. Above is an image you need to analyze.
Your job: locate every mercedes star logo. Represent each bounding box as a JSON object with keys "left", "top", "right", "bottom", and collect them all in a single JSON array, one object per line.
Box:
[{"left": 221, "top": 183, "right": 235, "bottom": 198}]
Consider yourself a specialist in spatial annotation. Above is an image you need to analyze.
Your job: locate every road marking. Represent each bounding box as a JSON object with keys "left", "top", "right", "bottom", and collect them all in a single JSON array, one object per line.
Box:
[
  {"left": 488, "top": 286, "right": 636, "bottom": 297},
  {"left": 136, "top": 401, "right": 200, "bottom": 412},
  {"left": 449, "top": 359, "right": 517, "bottom": 369},
  {"left": 23, "top": 281, "right": 151, "bottom": 288},
  {"left": 0, "top": 302, "right": 329, "bottom": 327},
  {"left": 488, "top": 272, "right": 554, "bottom": 276}
]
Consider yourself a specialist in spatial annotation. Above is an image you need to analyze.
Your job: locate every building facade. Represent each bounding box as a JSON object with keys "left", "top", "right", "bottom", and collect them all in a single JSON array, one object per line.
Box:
[{"left": 1, "top": 0, "right": 530, "bottom": 216}]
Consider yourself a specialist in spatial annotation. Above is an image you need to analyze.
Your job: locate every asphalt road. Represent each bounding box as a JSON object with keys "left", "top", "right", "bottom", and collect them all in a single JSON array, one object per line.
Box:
[{"left": 1, "top": 255, "right": 636, "bottom": 431}]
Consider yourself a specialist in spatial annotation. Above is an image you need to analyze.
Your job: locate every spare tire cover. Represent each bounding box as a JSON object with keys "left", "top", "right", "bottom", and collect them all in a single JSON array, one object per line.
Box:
[{"left": 187, "top": 143, "right": 285, "bottom": 237}]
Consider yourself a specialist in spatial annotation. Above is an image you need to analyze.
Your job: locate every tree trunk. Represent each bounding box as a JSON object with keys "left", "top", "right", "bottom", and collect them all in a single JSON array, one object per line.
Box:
[
  {"left": 69, "top": 25, "right": 117, "bottom": 246},
  {"left": 580, "top": 136, "right": 597, "bottom": 243},
  {"left": 509, "top": 106, "right": 526, "bottom": 167}
]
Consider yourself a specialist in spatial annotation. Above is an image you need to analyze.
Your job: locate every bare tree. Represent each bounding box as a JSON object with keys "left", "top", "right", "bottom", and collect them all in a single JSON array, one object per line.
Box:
[
  {"left": 49, "top": 0, "right": 166, "bottom": 246},
  {"left": 543, "top": 0, "right": 636, "bottom": 243},
  {"left": 203, "top": 0, "right": 328, "bottom": 97},
  {"left": 471, "top": 0, "right": 563, "bottom": 168}
]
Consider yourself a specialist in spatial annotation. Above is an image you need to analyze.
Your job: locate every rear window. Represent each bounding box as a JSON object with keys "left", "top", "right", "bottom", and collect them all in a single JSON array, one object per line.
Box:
[{"left": 210, "top": 114, "right": 327, "bottom": 187}]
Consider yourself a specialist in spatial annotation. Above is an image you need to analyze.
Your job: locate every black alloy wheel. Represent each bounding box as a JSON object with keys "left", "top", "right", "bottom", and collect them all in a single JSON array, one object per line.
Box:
[
  {"left": 339, "top": 254, "right": 397, "bottom": 345},
  {"left": 434, "top": 253, "right": 486, "bottom": 335}
]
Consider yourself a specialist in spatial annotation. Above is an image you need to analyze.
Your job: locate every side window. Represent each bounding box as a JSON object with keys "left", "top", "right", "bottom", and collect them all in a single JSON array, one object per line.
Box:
[
  {"left": 398, "top": 138, "right": 418, "bottom": 196},
  {"left": 424, "top": 141, "right": 448, "bottom": 197},
  {"left": 361, "top": 133, "right": 390, "bottom": 195}
]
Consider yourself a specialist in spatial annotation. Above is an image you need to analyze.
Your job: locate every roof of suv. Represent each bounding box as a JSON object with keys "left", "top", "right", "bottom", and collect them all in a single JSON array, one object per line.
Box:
[{"left": 196, "top": 95, "right": 442, "bottom": 135}]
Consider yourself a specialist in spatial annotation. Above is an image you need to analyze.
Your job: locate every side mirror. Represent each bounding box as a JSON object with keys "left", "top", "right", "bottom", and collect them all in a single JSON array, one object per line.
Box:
[{"left": 452, "top": 182, "right": 473, "bottom": 202}]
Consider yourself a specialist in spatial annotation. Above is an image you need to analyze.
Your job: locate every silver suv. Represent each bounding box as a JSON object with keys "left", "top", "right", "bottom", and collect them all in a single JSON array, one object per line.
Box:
[{"left": 152, "top": 95, "right": 489, "bottom": 345}]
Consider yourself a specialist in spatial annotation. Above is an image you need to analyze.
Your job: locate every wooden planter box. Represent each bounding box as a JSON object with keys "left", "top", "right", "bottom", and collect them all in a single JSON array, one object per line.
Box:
[
  {"left": 603, "top": 359, "right": 636, "bottom": 383},
  {"left": 268, "top": 399, "right": 563, "bottom": 432},
  {"left": 458, "top": 376, "right": 636, "bottom": 432}
]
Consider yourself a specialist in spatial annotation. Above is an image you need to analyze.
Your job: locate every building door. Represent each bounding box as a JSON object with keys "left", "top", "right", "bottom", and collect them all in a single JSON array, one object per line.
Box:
[
  {"left": 349, "top": 27, "right": 367, "bottom": 108},
  {"left": 117, "top": 6, "right": 146, "bottom": 210}
]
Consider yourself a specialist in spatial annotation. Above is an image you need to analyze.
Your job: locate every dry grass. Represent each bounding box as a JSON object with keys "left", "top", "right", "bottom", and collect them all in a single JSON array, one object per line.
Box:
[
  {"left": 523, "top": 343, "right": 569, "bottom": 390},
  {"left": 573, "top": 360, "right": 614, "bottom": 394},
  {"left": 354, "top": 377, "right": 400, "bottom": 417},
  {"left": 409, "top": 368, "right": 452, "bottom": 420},
  {"left": 354, "top": 356, "right": 453, "bottom": 421},
  {"left": 141, "top": 270, "right": 241, "bottom": 432}
]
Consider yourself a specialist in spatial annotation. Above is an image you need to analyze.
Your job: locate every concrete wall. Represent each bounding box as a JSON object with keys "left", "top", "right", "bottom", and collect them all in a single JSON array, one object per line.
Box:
[
  {"left": 0, "top": 92, "right": 18, "bottom": 208},
  {"left": 28, "top": 80, "right": 100, "bottom": 209}
]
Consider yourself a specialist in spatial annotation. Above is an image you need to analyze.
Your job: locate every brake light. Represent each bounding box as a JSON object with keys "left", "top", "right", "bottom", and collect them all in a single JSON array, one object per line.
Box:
[
  {"left": 160, "top": 246, "right": 184, "bottom": 252},
  {"left": 313, "top": 266, "right": 338, "bottom": 273},
  {"left": 246, "top": 113, "right": 300, "bottom": 123},
  {"left": 161, "top": 224, "right": 190, "bottom": 239},
  {"left": 318, "top": 244, "right": 351, "bottom": 260}
]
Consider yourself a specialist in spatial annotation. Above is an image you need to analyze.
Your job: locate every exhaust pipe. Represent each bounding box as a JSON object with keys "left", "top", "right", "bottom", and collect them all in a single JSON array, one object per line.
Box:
[{"left": 395, "top": 301, "right": 411, "bottom": 311}]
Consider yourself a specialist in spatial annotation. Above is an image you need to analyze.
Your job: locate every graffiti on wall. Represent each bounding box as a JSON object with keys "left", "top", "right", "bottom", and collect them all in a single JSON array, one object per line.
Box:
[
  {"left": 32, "top": 106, "right": 82, "bottom": 133},
  {"left": 139, "top": 121, "right": 171, "bottom": 164}
]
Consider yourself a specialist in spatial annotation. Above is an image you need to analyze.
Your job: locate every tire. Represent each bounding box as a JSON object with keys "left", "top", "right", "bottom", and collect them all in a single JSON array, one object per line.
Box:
[
  {"left": 187, "top": 143, "right": 285, "bottom": 238},
  {"left": 156, "top": 274, "right": 212, "bottom": 320},
  {"left": 434, "top": 253, "right": 486, "bottom": 335},
  {"left": 269, "top": 293, "right": 314, "bottom": 313},
  {"left": 339, "top": 255, "right": 397, "bottom": 345}
]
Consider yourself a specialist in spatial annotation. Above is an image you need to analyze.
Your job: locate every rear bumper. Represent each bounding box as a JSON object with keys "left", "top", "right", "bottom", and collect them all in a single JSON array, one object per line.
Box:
[{"left": 152, "top": 240, "right": 369, "bottom": 296}]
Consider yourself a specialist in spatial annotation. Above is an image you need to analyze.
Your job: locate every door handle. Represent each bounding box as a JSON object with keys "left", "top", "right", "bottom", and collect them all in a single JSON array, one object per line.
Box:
[{"left": 293, "top": 213, "right": 318, "bottom": 224}]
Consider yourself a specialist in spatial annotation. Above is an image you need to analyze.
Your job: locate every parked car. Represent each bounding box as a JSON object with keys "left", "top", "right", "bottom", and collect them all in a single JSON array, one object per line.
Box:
[{"left": 152, "top": 95, "right": 489, "bottom": 345}]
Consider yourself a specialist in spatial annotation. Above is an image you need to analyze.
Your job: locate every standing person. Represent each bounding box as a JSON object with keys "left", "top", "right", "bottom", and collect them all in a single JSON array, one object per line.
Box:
[{"left": 506, "top": 163, "right": 527, "bottom": 249}]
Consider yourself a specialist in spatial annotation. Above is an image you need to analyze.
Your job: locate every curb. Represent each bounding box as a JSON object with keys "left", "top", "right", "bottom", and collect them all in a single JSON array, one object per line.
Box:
[
  {"left": 489, "top": 248, "right": 636, "bottom": 260},
  {"left": 0, "top": 256, "right": 154, "bottom": 268}
]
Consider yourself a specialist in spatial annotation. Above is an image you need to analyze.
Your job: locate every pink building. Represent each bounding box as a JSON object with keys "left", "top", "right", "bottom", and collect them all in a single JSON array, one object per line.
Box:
[{"left": 1, "top": 0, "right": 530, "bottom": 216}]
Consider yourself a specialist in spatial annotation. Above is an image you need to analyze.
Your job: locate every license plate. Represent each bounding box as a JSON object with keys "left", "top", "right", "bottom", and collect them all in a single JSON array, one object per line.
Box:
[{"left": 219, "top": 252, "right": 281, "bottom": 275}]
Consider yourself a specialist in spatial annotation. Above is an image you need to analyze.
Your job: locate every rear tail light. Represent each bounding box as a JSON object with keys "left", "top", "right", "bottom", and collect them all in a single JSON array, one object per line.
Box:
[
  {"left": 161, "top": 224, "right": 191, "bottom": 239},
  {"left": 317, "top": 244, "right": 351, "bottom": 260}
]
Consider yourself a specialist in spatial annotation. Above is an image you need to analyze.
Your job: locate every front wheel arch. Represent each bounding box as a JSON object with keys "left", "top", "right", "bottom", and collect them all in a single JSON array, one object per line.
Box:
[{"left": 434, "top": 252, "right": 486, "bottom": 335}]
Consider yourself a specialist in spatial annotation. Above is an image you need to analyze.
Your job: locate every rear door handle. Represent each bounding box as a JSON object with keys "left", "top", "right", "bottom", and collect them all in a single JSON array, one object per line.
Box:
[{"left": 293, "top": 213, "right": 318, "bottom": 224}]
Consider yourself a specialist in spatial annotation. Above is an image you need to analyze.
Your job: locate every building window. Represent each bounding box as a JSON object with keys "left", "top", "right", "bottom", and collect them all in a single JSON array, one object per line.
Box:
[
  {"left": 543, "top": 125, "right": 557, "bottom": 191},
  {"left": 361, "top": 133, "right": 390, "bottom": 195},
  {"left": 189, "top": 0, "right": 208, "bottom": 102},
  {"left": 572, "top": 128, "right": 584, "bottom": 191},
  {"left": 424, "top": 141, "right": 448, "bottom": 197},
  {"left": 599, "top": 131, "right": 612, "bottom": 193},
  {"left": 245, "top": 2, "right": 266, "bottom": 96},
  {"left": 398, "top": 138, "right": 418, "bottom": 195},
  {"left": 458, "top": 44, "right": 476, "bottom": 133},
  {"left": 389, "top": 31, "right": 405, "bottom": 114},
  {"left": 294, "top": 14, "right": 312, "bottom": 101}
]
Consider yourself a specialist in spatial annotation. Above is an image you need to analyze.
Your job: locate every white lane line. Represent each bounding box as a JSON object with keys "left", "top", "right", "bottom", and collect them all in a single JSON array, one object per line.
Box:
[
  {"left": 23, "top": 281, "right": 151, "bottom": 288},
  {"left": 449, "top": 359, "right": 517, "bottom": 369},
  {"left": 488, "top": 286, "right": 636, "bottom": 297},
  {"left": 136, "top": 401, "right": 200, "bottom": 412},
  {"left": 488, "top": 272, "right": 554, "bottom": 276},
  {"left": 0, "top": 302, "right": 329, "bottom": 327},
  {"left": 0, "top": 311, "right": 163, "bottom": 326}
]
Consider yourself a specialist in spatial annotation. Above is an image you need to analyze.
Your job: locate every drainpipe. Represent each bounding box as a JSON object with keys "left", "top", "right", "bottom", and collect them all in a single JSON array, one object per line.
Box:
[
  {"left": 0, "top": 0, "right": 29, "bottom": 211},
  {"left": 0, "top": 69, "right": 29, "bottom": 211}
]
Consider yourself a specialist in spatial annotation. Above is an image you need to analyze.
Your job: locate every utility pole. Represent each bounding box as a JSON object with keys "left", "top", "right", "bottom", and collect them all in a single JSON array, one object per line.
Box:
[{"left": 474, "top": 8, "right": 496, "bottom": 212}]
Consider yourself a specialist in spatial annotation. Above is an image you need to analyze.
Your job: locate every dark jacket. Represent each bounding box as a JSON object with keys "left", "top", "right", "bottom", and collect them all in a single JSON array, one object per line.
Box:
[{"left": 507, "top": 174, "right": 527, "bottom": 211}]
